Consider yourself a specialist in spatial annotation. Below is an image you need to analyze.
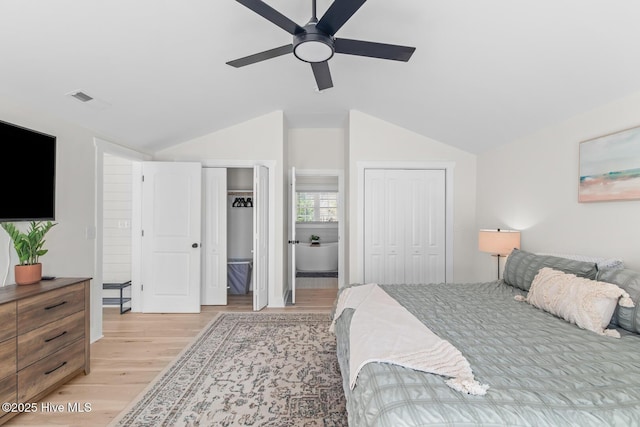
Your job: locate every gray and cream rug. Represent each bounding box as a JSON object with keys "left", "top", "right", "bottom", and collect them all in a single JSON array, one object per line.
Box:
[{"left": 110, "top": 312, "right": 347, "bottom": 427}]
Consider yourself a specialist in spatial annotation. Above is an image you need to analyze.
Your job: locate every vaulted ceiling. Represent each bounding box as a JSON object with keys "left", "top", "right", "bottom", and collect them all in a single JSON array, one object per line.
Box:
[{"left": 2, "top": 1, "right": 640, "bottom": 154}]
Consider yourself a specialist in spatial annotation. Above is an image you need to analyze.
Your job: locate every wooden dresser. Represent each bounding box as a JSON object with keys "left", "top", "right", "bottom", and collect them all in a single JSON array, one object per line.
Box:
[{"left": 0, "top": 278, "right": 90, "bottom": 425}]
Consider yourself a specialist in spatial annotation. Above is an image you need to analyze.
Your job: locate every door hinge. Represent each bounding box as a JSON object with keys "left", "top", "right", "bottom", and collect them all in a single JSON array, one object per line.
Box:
[
  {"left": 142, "top": 175, "right": 145, "bottom": 182},
  {"left": 141, "top": 284, "right": 143, "bottom": 291},
  {"left": 141, "top": 230, "right": 144, "bottom": 237}
]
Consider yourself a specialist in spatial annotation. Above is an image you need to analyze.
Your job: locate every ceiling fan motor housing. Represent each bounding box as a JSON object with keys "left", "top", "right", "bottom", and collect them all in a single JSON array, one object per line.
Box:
[{"left": 293, "top": 24, "right": 335, "bottom": 63}]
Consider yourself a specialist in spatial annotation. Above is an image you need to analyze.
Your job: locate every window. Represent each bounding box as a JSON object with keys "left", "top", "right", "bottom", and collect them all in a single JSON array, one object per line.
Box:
[{"left": 296, "top": 192, "right": 338, "bottom": 222}]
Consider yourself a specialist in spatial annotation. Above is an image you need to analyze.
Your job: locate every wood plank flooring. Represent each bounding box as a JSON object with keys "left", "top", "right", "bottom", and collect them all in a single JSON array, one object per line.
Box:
[{"left": 5, "top": 288, "right": 338, "bottom": 427}]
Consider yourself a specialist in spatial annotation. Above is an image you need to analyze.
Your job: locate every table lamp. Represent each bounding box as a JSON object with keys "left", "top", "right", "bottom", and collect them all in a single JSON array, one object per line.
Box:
[{"left": 479, "top": 229, "right": 521, "bottom": 279}]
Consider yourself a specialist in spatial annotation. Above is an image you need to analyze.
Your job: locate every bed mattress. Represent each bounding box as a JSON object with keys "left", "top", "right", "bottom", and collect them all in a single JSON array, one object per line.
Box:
[{"left": 334, "top": 281, "right": 640, "bottom": 426}]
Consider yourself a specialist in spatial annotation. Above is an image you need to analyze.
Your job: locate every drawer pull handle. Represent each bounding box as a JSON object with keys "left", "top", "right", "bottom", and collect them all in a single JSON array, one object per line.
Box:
[
  {"left": 44, "top": 301, "right": 67, "bottom": 310},
  {"left": 44, "top": 331, "right": 68, "bottom": 343},
  {"left": 44, "top": 361, "right": 67, "bottom": 375}
]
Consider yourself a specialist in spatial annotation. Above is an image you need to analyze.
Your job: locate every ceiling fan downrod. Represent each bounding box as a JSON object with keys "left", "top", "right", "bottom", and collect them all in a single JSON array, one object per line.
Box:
[{"left": 294, "top": 0, "right": 335, "bottom": 64}]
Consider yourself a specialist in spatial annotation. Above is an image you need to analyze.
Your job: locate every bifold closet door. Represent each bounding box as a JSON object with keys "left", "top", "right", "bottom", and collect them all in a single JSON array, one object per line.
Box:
[
  {"left": 404, "top": 170, "right": 446, "bottom": 284},
  {"left": 364, "top": 169, "right": 446, "bottom": 285},
  {"left": 364, "top": 170, "right": 405, "bottom": 284},
  {"left": 202, "top": 168, "right": 227, "bottom": 306}
]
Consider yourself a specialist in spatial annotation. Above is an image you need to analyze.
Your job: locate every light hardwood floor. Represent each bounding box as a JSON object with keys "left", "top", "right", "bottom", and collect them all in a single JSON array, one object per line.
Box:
[{"left": 5, "top": 288, "right": 338, "bottom": 427}]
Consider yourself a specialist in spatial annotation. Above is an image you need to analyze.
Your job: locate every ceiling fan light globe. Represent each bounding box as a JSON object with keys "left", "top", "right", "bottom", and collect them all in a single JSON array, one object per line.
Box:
[
  {"left": 294, "top": 39, "right": 334, "bottom": 63},
  {"left": 293, "top": 28, "right": 335, "bottom": 63}
]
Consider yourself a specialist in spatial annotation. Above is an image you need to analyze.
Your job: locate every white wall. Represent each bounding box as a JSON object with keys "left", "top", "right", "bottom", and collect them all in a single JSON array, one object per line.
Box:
[
  {"left": 288, "top": 128, "right": 345, "bottom": 170},
  {"left": 343, "top": 123, "right": 351, "bottom": 282},
  {"left": 0, "top": 96, "right": 100, "bottom": 341},
  {"left": 476, "top": 90, "right": 640, "bottom": 278},
  {"left": 154, "top": 111, "right": 286, "bottom": 306},
  {"left": 102, "top": 153, "right": 133, "bottom": 284},
  {"left": 348, "top": 110, "right": 478, "bottom": 283},
  {"left": 228, "top": 167, "right": 253, "bottom": 190}
]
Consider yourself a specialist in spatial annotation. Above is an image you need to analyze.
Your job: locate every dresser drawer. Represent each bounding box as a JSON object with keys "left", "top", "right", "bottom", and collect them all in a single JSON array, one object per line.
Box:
[
  {"left": 17, "top": 283, "right": 85, "bottom": 335},
  {"left": 0, "top": 374, "right": 16, "bottom": 419},
  {"left": 0, "top": 302, "right": 16, "bottom": 342},
  {"left": 17, "top": 338, "right": 85, "bottom": 402},
  {"left": 0, "top": 338, "right": 16, "bottom": 380},
  {"left": 17, "top": 310, "right": 85, "bottom": 371}
]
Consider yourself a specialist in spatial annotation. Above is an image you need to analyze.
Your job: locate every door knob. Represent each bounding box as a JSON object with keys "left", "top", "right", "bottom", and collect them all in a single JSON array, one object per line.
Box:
[{"left": 192, "top": 243, "right": 199, "bottom": 248}]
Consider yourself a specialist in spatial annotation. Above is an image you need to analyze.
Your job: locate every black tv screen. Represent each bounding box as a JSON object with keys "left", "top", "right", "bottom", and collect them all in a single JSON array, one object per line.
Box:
[{"left": 0, "top": 120, "right": 56, "bottom": 221}]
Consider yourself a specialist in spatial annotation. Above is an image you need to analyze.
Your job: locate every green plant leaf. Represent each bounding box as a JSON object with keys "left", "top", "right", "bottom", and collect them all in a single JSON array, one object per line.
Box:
[{"left": 1, "top": 221, "right": 57, "bottom": 265}]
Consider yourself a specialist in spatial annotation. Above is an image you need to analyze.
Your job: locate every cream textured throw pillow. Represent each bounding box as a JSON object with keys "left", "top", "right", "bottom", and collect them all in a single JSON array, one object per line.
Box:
[{"left": 518, "top": 267, "right": 635, "bottom": 338}]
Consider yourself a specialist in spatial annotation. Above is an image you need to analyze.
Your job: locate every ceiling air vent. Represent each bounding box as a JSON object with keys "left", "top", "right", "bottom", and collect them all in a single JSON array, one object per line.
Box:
[
  {"left": 66, "top": 89, "right": 110, "bottom": 110},
  {"left": 70, "top": 91, "right": 94, "bottom": 102}
]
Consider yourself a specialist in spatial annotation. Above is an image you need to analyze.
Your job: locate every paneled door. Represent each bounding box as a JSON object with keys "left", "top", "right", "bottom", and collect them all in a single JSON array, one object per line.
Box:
[
  {"left": 253, "top": 165, "right": 269, "bottom": 311},
  {"left": 364, "top": 169, "right": 446, "bottom": 285},
  {"left": 141, "top": 162, "right": 202, "bottom": 312},
  {"left": 202, "top": 168, "right": 227, "bottom": 305},
  {"left": 289, "top": 167, "right": 297, "bottom": 304}
]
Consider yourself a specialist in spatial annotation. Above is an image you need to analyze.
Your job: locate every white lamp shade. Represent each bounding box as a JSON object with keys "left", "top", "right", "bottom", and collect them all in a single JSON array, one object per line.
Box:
[{"left": 478, "top": 229, "right": 521, "bottom": 256}]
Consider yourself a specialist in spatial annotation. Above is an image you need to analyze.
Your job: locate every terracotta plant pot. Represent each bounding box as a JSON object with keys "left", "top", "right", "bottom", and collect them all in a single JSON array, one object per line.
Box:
[{"left": 15, "top": 263, "right": 42, "bottom": 285}]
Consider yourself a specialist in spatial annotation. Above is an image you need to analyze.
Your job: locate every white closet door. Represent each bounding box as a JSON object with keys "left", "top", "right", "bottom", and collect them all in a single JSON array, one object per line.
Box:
[
  {"left": 253, "top": 165, "right": 269, "bottom": 311},
  {"left": 424, "top": 170, "right": 446, "bottom": 283},
  {"left": 202, "top": 168, "right": 227, "bottom": 305},
  {"left": 384, "top": 172, "right": 405, "bottom": 284},
  {"left": 364, "top": 169, "right": 446, "bottom": 285},
  {"left": 404, "top": 170, "right": 426, "bottom": 285},
  {"left": 404, "top": 170, "right": 446, "bottom": 284},
  {"left": 364, "top": 170, "right": 385, "bottom": 283},
  {"left": 289, "top": 167, "right": 296, "bottom": 304}
]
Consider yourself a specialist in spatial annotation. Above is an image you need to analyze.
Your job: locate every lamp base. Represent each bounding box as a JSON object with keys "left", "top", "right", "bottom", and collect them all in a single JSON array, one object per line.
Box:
[{"left": 491, "top": 254, "right": 502, "bottom": 280}]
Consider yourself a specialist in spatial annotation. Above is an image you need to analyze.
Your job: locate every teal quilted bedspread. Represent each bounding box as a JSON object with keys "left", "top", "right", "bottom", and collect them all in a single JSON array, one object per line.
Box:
[{"left": 334, "top": 281, "right": 640, "bottom": 426}]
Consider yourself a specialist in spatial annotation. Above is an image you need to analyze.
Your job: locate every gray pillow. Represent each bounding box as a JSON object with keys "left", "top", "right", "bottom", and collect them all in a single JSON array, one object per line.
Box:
[
  {"left": 503, "top": 248, "right": 598, "bottom": 291},
  {"left": 597, "top": 268, "right": 640, "bottom": 334}
]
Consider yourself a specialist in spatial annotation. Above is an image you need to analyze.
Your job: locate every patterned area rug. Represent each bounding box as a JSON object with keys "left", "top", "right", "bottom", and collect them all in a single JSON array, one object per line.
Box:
[{"left": 110, "top": 312, "right": 347, "bottom": 427}]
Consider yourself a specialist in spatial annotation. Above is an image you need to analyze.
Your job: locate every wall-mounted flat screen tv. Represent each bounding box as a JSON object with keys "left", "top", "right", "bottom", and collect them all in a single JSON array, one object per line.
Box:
[{"left": 0, "top": 120, "right": 56, "bottom": 221}]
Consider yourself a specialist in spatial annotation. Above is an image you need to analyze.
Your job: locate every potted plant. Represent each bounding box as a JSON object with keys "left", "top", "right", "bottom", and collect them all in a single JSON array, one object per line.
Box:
[
  {"left": 1, "top": 221, "right": 57, "bottom": 285},
  {"left": 310, "top": 234, "right": 320, "bottom": 245}
]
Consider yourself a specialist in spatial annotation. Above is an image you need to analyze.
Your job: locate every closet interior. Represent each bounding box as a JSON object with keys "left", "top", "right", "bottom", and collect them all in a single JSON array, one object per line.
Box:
[{"left": 226, "top": 168, "right": 253, "bottom": 296}]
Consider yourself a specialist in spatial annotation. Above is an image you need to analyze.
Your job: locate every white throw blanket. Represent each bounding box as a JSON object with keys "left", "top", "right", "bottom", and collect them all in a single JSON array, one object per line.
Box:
[{"left": 331, "top": 284, "right": 489, "bottom": 396}]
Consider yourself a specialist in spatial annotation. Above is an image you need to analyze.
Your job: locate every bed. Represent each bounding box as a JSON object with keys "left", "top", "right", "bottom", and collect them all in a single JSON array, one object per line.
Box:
[{"left": 332, "top": 249, "right": 640, "bottom": 426}]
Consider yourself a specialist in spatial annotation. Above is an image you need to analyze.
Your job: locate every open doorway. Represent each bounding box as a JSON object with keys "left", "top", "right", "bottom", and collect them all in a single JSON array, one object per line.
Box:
[
  {"left": 202, "top": 165, "right": 269, "bottom": 310},
  {"left": 101, "top": 153, "right": 134, "bottom": 313},
  {"left": 226, "top": 168, "right": 254, "bottom": 301},
  {"left": 287, "top": 169, "right": 344, "bottom": 305},
  {"left": 94, "top": 137, "right": 151, "bottom": 340}
]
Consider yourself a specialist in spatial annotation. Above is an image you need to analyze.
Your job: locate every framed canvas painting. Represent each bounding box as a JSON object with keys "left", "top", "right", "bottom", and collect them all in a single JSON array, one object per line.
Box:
[{"left": 579, "top": 125, "right": 640, "bottom": 202}]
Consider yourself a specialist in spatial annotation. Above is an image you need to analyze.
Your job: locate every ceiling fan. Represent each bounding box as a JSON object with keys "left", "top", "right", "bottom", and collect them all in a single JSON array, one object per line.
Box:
[{"left": 226, "top": 0, "right": 416, "bottom": 90}]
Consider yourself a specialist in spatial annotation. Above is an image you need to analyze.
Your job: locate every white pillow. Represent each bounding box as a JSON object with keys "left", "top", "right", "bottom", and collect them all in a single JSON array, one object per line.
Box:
[{"left": 518, "top": 267, "right": 634, "bottom": 338}]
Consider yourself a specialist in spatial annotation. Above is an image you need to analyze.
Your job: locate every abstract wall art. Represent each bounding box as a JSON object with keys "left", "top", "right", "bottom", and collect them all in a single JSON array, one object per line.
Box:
[{"left": 579, "top": 125, "right": 640, "bottom": 202}]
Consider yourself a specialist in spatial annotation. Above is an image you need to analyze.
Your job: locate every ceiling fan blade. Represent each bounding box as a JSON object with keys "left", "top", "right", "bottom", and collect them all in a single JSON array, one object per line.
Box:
[
  {"left": 334, "top": 38, "right": 416, "bottom": 61},
  {"left": 226, "top": 44, "right": 293, "bottom": 68},
  {"left": 311, "top": 61, "right": 333, "bottom": 91},
  {"left": 236, "top": 0, "right": 304, "bottom": 35},
  {"left": 316, "top": 0, "right": 367, "bottom": 36}
]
